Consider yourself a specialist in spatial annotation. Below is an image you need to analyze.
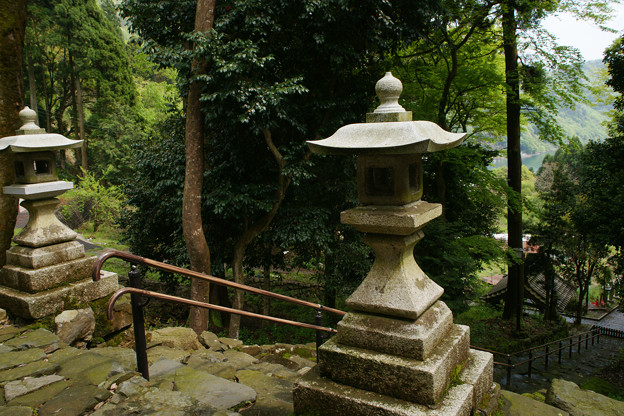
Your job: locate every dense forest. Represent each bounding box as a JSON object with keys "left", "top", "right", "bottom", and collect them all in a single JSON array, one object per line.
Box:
[{"left": 1, "top": 0, "right": 623, "bottom": 339}]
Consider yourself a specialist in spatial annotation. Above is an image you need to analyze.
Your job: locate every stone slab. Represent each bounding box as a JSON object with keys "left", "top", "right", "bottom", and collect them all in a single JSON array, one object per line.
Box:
[
  {"left": 0, "top": 360, "right": 59, "bottom": 383},
  {"left": 458, "top": 349, "right": 493, "bottom": 410},
  {"left": 319, "top": 324, "right": 470, "bottom": 405},
  {"left": 341, "top": 201, "right": 442, "bottom": 235},
  {"left": 546, "top": 378, "right": 624, "bottom": 416},
  {"left": 293, "top": 366, "right": 473, "bottom": 416},
  {"left": 4, "top": 329, "right": 60, "bottom": 350},
  {"left": 57, "top": 351, "right": 125, "bottom": 385},
  {"left": 236, "top": 369, "right": 293, "bottom": 416},
  {"left": 38, "top": 383, "right": 111, "bottom": 416},
  {"left": 4, "top": 375, "right": 64, "bottom": 402},
  {"left": 0, "top": 348, "right": 46, "bottom": 371},
  {"left": 7, "top": 379, "right": 72, "bottom": 408},
  {"left": 151, "top": 365, "right": 257, "bottom": 410},
  {"left": 6, "top": 241, "right": 85, "bottom": 270},
  {"left": 0, "top": 406, "right": 33, "bottom": 416},
  {"left": 0, "top": 271, "right": 118, "bottom": 319},
  {"left": 0, "top": 256, "right": 95, "bottom": 293},
  {"left": 336, "top": 301, "right": 453, "bottom": 360},
  {"left": 501, "top": 389, "right": 570, "bottom": 416},
  {"left": 346, "top": 232, "right": 444, "bottom": 319}
]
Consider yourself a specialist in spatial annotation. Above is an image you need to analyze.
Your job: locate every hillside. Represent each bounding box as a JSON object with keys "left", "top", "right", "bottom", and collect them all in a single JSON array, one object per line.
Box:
[{"left": 519, "top": 60, "right": 612, "bottom": 155}]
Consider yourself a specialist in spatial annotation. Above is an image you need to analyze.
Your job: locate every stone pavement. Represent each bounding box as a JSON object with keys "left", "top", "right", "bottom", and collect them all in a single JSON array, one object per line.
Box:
[{"left": 0, "top": 325, "right": 316, "bottom": 415}]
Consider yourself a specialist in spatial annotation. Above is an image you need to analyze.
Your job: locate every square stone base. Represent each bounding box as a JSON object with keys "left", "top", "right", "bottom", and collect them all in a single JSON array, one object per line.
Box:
[
  {"left": 319, "top": 324, "right": 470, "bottom": 405},
  {"left": 336, "top": 301, "right": 453, "bottom": 360},
  {"left": 459, "top": 349, "right": 494, "bottom": 409},
  {"left": 0, "top": 271, "right": 118, "bottom": 319},
  {"left": 294, "top": 366, "right": 473, "bottom": 416},
  {"left": 0, "top": 256, "right": 96, "bottom": 293},
  {"left": 6, "top": 241, "right": 85, "bottom": 269}
]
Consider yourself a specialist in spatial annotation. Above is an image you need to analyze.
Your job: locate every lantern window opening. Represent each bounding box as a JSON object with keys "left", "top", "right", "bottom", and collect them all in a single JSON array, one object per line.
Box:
[
  {"left": 366, "top": 167, "right": 394, "bottom": 197},
  {"left": 409, "top": 163, "right": 420, "bottom": 194},
  {"left": 33, "top": 159, "right": 51, "bottom": 175}
]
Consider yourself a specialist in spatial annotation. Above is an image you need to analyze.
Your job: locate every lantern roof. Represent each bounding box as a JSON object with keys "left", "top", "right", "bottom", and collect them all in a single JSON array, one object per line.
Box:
[
  {"left": 0, "top": 107, "right": 82, "bottom": 153},
  {"left": 307, "top": 72, "right": 466, "bottom": 155},
  {"left": 307, "top": 120, "right": 466, "bottom": 155}
]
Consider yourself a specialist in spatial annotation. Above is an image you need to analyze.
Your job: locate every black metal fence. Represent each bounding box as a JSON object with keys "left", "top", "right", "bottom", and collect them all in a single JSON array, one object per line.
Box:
[{"left": 471, "top": 325, "right": 624, "bottom": 386}]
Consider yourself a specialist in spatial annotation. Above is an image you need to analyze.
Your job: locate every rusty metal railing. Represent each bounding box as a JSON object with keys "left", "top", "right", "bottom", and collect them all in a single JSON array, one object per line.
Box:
[{"left": 92, "top": 249, "right": 346, "bottom": 380}]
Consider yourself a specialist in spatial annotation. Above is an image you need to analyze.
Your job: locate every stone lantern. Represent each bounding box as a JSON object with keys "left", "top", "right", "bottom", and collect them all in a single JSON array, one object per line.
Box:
[
  {"left": 0, "top": 107, "right": 118, "bottom": 320},
  {"left": 294, "top": 73, "right": 494, "bottom": 415}
]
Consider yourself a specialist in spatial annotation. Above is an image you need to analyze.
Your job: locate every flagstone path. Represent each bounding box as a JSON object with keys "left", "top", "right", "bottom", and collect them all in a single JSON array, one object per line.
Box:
[{"left": 0, "top": 325, "right": 315, "bottom": 416}]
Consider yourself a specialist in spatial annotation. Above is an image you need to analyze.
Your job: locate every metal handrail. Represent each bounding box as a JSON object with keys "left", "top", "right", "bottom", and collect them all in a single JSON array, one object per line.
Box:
[
  {"left": 92, "top": 249, "right": 346, "bottom": 380},
  {"left": 107, "top": 287, "right": 338, "bottom": 334},
  {"left": 93, "top": 249, "right": 346, "bottom": 317}
]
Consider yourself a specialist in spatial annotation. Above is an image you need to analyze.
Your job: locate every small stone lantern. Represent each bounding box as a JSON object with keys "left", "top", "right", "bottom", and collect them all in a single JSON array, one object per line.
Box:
[
  {"left": 0, "top": 107, "right": 81, "bottom": 247},
  {"left": 294, "top": 73, "right": 494, "bottom": 416},
  {"left": 0, "top": 107, "right": 118, "bottom": 319}
]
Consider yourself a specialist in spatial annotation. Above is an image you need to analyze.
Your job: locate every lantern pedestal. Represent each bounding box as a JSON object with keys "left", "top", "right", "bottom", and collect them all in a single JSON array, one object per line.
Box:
[
  {"left": 294, "top": 205, "right": 493, "bottom": 416},
  {"left": 0, "top": 107, "right": 118, "bottom": 320},
  {"left": 294, "top": 73, "right": 494, "bottom": 415}
]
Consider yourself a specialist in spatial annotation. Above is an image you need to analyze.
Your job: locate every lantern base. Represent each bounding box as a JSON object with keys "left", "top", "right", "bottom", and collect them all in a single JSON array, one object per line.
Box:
[{"left": 12, "top": 197, "right": 77, "bottom": 248}]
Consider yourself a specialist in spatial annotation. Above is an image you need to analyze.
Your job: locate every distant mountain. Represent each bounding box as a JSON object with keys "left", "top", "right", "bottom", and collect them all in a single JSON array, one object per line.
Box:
[{"left": 519, "top": 60, "right": 612, "bottom": 155}]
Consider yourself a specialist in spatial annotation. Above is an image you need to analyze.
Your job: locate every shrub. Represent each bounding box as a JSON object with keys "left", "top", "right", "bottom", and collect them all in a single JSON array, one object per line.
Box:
[{"left": 57, "top": 168, "right": 125, "bottom": 231}]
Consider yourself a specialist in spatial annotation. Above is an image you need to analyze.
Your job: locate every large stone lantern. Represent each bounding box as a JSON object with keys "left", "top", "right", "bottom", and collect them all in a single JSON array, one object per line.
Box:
[
  {"left": 294, "top": 73, "right": 494, "bottom": 415},
  {"left": 0, "top": 107, "right": 118, "bottom": 320}
]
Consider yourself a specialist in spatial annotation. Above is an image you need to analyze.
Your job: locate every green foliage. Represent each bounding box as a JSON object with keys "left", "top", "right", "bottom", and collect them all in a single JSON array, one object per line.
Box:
[
  {"left": 415, "top": 143, "right": 507, "bottom": 312},
  {"left": 119, "top": 111, "right": 188, "bottom": 268},
  {"left": 532, "top": 140, "right": 612, "bottom": 322},
  {"left": 58, "top": 168, "right": 125, "bottom": 231},
  {"left": 581, "top": 377, "right": 624, "bottom": 401}
]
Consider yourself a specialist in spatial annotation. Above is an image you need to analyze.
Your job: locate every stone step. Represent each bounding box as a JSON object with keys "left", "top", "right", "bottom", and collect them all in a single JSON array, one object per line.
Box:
[
  {"left": 336, "top": 301, "right": 453, "bottom": 361},
  {"left": 0, "top": 271, "right": 117, "bottom": 319},
  {"left": 318, "top": 324, "right": 470, "bottom": 405},
  {"left": 293, "top": 365, "right": 474, "bottom": 416},
  {"left": 0, "top": 256, "right": 95, "bottom": 293},
  {"left": 458, "top": 349, "right": 494, "bottom": 410}
]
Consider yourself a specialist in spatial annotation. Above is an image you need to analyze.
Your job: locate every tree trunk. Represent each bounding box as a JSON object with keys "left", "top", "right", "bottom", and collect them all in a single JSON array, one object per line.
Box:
[
  {"left": 0, "top": 0, "right": 26, "bottom": 268},
  {"left": 27, "top": 54, "right": 38, "bottom": 121},
  {"left": 262, "top": 258, "right": 271, "bottom": 321},
  {"left": 229, "top": 242, "right": 247, "bottom": 339},
  {"left": 76, "top": 75, "right": 87, "bottom": 170},
  {"left": 227, "top": 128, "right": 292, "bottom": 338},
  {"left": 501, "top": 2, "right": 524, "bottom": 332},
  {"left": 183, "top": 0, "right": 216, "bottom": 335}
]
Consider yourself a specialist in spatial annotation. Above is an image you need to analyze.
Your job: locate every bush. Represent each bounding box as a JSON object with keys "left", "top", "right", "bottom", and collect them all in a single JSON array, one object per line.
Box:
[{"left": 57, "top": 168, "right": 125, "bottom": 231}]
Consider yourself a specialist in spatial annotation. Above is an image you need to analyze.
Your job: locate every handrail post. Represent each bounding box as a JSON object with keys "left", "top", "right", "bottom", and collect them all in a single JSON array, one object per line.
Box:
[
  {"left": 585, "top": 332, "right": 589, "bottom": 349},
  {"left": 558, "top": 340, "right": 562, "bottom": 364},
  {"left": 591, "top": 329, "right": 595, "bottom": 346},
  {"left": 578, "top": 335, "right": 581, "bottom": 353},
  {"left": 544, "top": 345, "right": 549, "bottom": 370},
  {"left": 506, "top": 355, "right": 512, "bottom": 386},
  {"left": 528, "top": 350, "right": 532, "bottom": 378},
  {"left": 315, "top": 310, "right": 323, "bottom": 364},
  {"left": 129, "top": 264, "right": 149, "bottom": 381}
]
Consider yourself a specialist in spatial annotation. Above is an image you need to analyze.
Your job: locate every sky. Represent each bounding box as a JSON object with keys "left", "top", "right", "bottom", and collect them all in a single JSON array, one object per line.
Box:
[{"left": 542, "top": 2, "right": 624, "bottom": 61}]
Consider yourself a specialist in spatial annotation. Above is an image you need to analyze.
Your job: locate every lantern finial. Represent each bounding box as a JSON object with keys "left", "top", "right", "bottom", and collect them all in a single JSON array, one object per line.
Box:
[
  {"left": 17, "top": 106, "right": 44, "bottom": 134},
  {"left": 373, "top": 72, "right": 405, "bottom": 114}
]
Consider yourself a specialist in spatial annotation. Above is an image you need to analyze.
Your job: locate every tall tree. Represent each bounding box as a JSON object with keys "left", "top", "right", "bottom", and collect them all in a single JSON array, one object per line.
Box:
[
  {"left": 184, "top": 0, "right": 216, "bottom": 334},
  {"left": 0, "top": 0, "right": 27, "bottom": 268},
  {"left": 496, "top": 0, "right": 611, "bottom": 328},
  {"left": 534, "top": 143, "right": 608, "bottom": 324},
  {"left": 121, "top": 0, "right": 441, "bottom": 338}
]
